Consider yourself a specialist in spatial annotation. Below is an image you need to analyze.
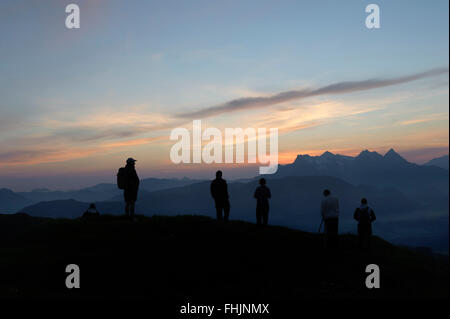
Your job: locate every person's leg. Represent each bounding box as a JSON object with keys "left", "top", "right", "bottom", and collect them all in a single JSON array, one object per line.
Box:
[
  {"left": 125, "top": 201, "right": 130, "bottom": 217},
  {"left": 130, "top": 201, "right": 135, "bottom": 218},
  {"left": 124, "top": 189, "right": 131, "bottom": 217},
  {"left": 216, "top": 206, "right": 222, "bottom": 220},
  {"left": 335, "top": 219, "right": 339, "bottom": 250},
  {"left": 223, "top": 203, "right": 230, "bottom": 222},
  {"left": 263, "top": 206, "right": 269, "bottom": 226},
  {"left": 256, "top": 207, "right": 261, "bottom": 225},
  {"left": 329, "top": 219, "right": 338, "bottom": 251},
  {"left": 324, "top": 219, "right": 329, "bottom": 250}
]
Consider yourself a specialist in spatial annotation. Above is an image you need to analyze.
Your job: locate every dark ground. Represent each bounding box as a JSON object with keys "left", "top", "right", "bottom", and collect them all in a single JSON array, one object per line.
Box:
[{"left": 0, "top": 213, "right": 448, "bottom": 301}]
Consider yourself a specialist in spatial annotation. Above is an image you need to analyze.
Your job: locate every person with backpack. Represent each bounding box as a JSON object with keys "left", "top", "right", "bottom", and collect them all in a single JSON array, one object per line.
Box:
[
  {"left": 353, "top": 198, "right": 376, "bottom": 251},
  {"left": 320, "top": 189, "right": 339, "bottom": 251},
  {"left": 117, "top": 158, "right": 140, "bottom": 219},
  {"left": 210, "top": 170, "right": 230, "bottom": 222},
  {"left": 254, "top": 178, "right": 271, "bottom": 226}
]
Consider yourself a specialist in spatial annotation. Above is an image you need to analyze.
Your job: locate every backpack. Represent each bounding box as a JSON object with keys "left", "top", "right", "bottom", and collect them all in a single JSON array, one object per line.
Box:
[
  {"left": 358, "top": 207, "right": 371, "bottom": 224},
  {"left": 117, "top": 167, "right": 127, "bottom": 189}
]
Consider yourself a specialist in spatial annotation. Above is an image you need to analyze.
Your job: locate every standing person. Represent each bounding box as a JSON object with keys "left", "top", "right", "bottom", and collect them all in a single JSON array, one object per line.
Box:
[
  {"left": 353, "top": 198, "right": 376, "bottom": 251},
  {"left": 254, "top": 178, "right": 271, "bottom": 226},
  {"left": 320, "top": 189, "right": 339, "bottom": 251},
  {"left": 210, "top": 170, "right": 230, "bottom": 222},
  {"left": 120, "top": 157, "right": 140, "bottom": 219}
]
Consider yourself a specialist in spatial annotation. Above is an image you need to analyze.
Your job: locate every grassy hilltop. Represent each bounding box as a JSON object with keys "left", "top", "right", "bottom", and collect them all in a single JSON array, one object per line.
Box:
[{"left": 0, "top": 213, "right": 448, "bottom": 299}]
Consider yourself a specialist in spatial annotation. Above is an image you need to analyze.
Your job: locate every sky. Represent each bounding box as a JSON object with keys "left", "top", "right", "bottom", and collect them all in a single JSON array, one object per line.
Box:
[{"left": 0, "top": 0, "right": 448, "bottom": 191}]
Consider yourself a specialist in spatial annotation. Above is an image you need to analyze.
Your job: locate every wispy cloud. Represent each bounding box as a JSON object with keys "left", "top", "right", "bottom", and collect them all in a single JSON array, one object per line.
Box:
[
  {"left": 1, "top": 68, "right": 448, "bottom": 168},
  {"left": 398, "top": 112, "right": 448, "bottom": 126},
  {"left": 0, "top": 148, "right": 99, "bottom": 166},
  {"left": 0, "top": 136, "right": 167, "bottom": 166},
  {"left": 177, "top": 67, "right": 449, "bottom": 119}
]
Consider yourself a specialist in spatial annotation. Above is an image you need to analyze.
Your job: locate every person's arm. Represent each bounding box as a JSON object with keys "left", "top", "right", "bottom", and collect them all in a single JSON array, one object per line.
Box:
[
  {"left": 353, "top": 208, "right": 359, "bottom": 221},
  {"left": 370, "top": 209, "right": 376, "bottom": 222},
  {"left": 254, "top": 188, "right": 258, "bottom": 199},
  {"left": 132, "top": 170, "right": 140, "bottom": 188},
  {"left": 320, "top": 200, "right": 325, "bottom": 219},
  {"left": 267, "top": 188, "right": 271, "bottom": 199}
]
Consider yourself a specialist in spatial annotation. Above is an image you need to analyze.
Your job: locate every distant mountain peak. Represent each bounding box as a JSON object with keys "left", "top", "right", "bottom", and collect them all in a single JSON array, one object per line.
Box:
[
  {"left": 385, "top": 148, "right": 398, "bottom": 156},
  {"left": 356, "top": 149, "right": 383, "bottom": 160},
  {"left": 296, "top": 154, "right": 311, "bottom": 158},
  {"left": 320, "top": 151, "right": 335, "bottom": 158},
  {"left": 384, "top": 148, "right": 407, "bottom": 162},
  {"left": 293, "top": 154, "right": 312, "bottom": 164}
]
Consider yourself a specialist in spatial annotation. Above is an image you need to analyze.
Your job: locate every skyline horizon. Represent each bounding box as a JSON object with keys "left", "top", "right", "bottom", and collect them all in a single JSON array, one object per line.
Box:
[{"left": 1, "top": 146, "right": 447, "bottom": 192}]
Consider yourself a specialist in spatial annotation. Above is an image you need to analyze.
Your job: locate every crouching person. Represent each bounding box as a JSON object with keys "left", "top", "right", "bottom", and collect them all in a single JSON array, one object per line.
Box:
[{"left": 83, "top": 203, "right": 100, "bottom": 218}]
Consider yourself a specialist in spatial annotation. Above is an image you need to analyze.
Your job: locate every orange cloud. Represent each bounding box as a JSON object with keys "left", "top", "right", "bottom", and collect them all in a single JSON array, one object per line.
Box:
[{"left": 0, "top": 136, "right": 168, "bottom": 167}]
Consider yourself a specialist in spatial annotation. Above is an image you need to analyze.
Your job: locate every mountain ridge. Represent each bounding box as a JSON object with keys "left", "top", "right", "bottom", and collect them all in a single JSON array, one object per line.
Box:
[
  {"left": 275, "top": 149, "right": 448, "bottom": 206},
  {"left": 424, "top": 154, "right": 449, "bottom": 170}
]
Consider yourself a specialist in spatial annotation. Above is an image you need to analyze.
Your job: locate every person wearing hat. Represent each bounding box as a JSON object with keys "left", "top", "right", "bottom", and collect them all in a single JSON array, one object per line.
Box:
[{"left": 123, "top": 157, "right": 140, "bottom": 218}]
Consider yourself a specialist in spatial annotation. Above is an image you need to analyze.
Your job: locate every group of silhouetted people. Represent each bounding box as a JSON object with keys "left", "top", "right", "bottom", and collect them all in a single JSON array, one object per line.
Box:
[
  {"left": 321, "top": 189, "right": 377, "bottom": 252},
  {"left": 84, "top": 157, "right": 140, "bottom": 220},
  {"left": 112, "top": 158, "right": 376, "bottom": 252},
  {"left": 210, "top": 170, "right": 272, "bottom": 226}
]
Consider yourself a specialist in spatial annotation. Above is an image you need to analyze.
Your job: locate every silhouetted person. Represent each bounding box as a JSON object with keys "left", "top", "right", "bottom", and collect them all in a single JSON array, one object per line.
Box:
[
  {"left": 254, "top": 178, "right": 271, "bottom": 226},
  {"left": 320, "top": 189, "right": 339, "bottom": 251},
  {"left": 123, "top": 157, "right": 140, "bottom": 219},
  {"left": 353, "top": 198, "right": 376, "bottom": 252},
  {"left": 210, "top": 170, "right": 230, "bottom": 221},
  {"left": 83, "top": 203, "right": 100, "bottom": 218}
]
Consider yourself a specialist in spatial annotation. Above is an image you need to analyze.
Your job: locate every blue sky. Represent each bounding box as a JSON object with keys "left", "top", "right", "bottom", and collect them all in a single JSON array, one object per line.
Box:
[{"left": 0, "top": 0, "right": 448, "bottom": 190}]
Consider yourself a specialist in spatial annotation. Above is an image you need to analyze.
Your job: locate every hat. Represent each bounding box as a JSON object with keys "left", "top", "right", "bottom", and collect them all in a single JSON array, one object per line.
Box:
[{"left": 126, "top": 157, "right": 137, "bottom": 164}]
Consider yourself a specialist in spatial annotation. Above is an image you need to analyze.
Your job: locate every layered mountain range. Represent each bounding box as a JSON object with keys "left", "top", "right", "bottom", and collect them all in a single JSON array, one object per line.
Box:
[{"left": 1, "top": 149, "right": 448, "bottom": 252}]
